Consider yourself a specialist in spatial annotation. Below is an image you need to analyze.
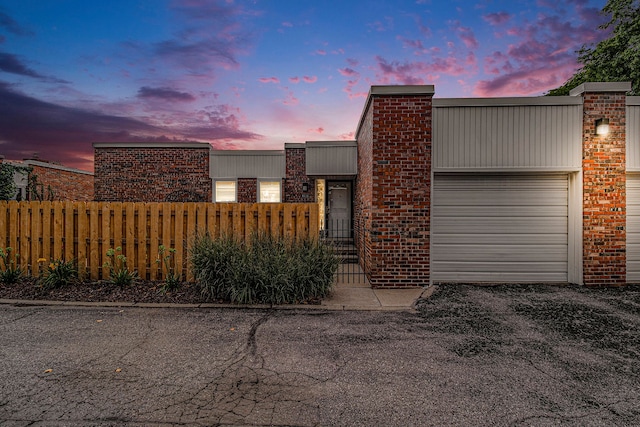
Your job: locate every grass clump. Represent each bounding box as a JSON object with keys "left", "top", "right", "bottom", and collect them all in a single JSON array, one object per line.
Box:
[
  {"left": 103, "top": 247, "right": 138, "bottom": 287},
  {"left": 41, "top": 259, "right": 78, "bottom": 290},
  {"left": 156, "top": 245, "right": 182, "bottom": 294},
  {"left": 0, "top": 247, "right": 22, "bottom": 284},
  {"left": 190, "top": 232, "right": 339, "bottom": 304}
]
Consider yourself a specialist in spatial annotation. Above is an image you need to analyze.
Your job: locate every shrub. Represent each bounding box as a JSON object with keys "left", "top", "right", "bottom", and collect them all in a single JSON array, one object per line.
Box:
[
  {"left": 0, "top": 247, "right": 22, "bottom": 284},
  {"left": 103, "top": 247, "right": 138, "bottom": 287},
  {"left": 41, "top": 259, "right": 78, "bottom": 290},
  {"left": 156, "top": 245, "right": 182, "bottom": 294},
  {"left": 190, "top": 232, "right": 339, "bottom": 305}
]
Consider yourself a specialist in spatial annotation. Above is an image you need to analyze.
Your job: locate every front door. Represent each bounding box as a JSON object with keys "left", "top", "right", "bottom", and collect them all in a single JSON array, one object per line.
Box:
[{"left": 327, "top": 181, "right": 351, "bottom": 239}]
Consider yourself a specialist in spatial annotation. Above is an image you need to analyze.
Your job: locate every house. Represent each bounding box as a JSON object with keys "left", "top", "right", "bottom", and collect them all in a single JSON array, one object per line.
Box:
[
  {"left": 0, "top": 156, "right": 93, "bottom": 201},
  {"left": 93, "top": 82, "right": 639, "bottom": 288}
]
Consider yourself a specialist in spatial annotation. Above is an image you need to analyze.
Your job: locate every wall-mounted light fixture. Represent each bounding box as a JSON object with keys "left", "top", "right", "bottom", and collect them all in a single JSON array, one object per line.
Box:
[
  {"left": 302, "top": 182, "right": 309, "bottom": 192},
  {"left": 596, "top": 118, "right": 610, "bottom": 136}
]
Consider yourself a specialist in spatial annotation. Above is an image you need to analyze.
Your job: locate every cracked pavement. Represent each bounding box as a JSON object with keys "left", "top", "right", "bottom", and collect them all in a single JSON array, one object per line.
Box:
[{"left": 1, "top": 284, "right": 639, "bottom": 426}]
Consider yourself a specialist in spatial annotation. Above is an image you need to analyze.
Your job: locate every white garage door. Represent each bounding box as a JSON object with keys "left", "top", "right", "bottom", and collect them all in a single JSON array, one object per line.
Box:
[
  {"left": 627, "top": 175, "right": 640, "bottom": 282},
  {"left": 432, "top": 174, "right": 569, "bottom": 283}
]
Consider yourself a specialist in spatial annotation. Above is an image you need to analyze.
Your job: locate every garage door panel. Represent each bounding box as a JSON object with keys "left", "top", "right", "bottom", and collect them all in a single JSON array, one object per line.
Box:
[
  {"left": 432, "top": 271, "right": 568, "bottom": 282},
  {"left": 432, "top": 233, "right": 567, "bottom": 245},
  {"left": 434, "top": 206, "right": 567, "bottom": 217},
  {"left": 432, "top": 245, "right": 568, "bottom": 262},
  {"left": 435, "top": 192, "right": 567, "bottom": 206},
  {"left": 434, "top": 218, "right": 567, "bottom": 234},
  {"left": 432, "top": 174, "right": 569, "bottom": 283}
]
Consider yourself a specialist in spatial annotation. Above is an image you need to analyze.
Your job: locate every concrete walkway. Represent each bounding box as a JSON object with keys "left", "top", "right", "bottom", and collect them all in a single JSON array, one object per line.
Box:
[{"left": 321, "top": 279, "right": 428, "bottom": 311}]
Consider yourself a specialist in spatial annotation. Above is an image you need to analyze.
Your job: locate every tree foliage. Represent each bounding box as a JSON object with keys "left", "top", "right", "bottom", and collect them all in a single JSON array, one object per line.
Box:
[
  {"left": 0, "top": 164, "right": 17, "bottom": 201},
  {"left": 548, "top": 0, "right": 640, "bottom": 96}
]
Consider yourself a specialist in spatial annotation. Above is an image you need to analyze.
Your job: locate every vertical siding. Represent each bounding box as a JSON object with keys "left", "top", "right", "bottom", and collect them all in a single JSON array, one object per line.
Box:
[
  {"left": 627, "top": 99, "right": 640, "bottom": 170},
  {"left": 210, "top": 152, "right": 285, "bottom": 178},
  {"left": 433, "top": 102, "right": 582, "bottom": 170},
  {"left": 306, "top": 144, "right": 358, "bottom": 175}
]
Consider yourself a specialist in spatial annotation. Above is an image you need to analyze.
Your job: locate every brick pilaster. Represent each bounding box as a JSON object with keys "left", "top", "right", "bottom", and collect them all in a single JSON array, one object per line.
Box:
[
  {"left": 572, "top": 82, "right": 631, "bottom": 286},
  {"left": 284, "top": 145, "right": 314, "bottom": 203},
  {"left": 355, "top": 86, "right": 433, "bottom": 287}
]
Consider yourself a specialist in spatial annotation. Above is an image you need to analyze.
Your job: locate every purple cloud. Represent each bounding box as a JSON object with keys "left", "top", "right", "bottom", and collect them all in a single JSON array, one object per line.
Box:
[
  {"left": 302, "top": 75, "right": 317, "bottom": 83},
  {"left": 0, "top": 83, "right": 260, "bottom": 171},
  {"left": 137, "top": 86, "right": 196, "bottom": 102},
  {"left": 483, "top": 12, "right": 512, "bottom": 26},
  {"left": 0, "top": 51, "right": 68, "bottom": 83},
  {"left": 259, "top": 77, "right": 280, "bottom": 84},
  {"left": 0, "top": 10, "right": 33, "bottom": 36},
  {"left": 474, "top": 3, "right": 608, "bottom": 96}
]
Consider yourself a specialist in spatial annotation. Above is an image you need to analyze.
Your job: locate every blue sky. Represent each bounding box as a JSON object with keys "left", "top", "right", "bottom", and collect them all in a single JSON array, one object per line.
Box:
[{"left": 0, "top": 0, "right": 608, "bottom": 170}]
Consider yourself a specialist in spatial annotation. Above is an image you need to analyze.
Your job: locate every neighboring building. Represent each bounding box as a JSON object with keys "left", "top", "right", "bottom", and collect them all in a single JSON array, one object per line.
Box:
[
  {"left": 93, "top": 142, "right": 211, "bottom": 202},
  {"left": 0, "top": 157, "right": 93, "bottom": 201},
  {"left": 93, "top": 82, "right": 640, "bottom": 288}
]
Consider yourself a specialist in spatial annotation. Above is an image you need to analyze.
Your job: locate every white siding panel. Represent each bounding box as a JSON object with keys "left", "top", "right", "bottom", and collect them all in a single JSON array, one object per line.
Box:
[
  {"left": 627, "top": 175, "right": 640, "bottom": 282},
  {"left": 306, "top": 145, "right": 358, "bottom": 176},
  {"left": 211, "top": 152, "right": 285, "bottom": 178},
  {"left": 432, "top": 174, "right": 569, "bottom": 283},
  {"left": 433, "top": 104, "right": 582, "bottom": 170},
  {"left": 627, "top": 102, "right": 640, "bottom": 170}
]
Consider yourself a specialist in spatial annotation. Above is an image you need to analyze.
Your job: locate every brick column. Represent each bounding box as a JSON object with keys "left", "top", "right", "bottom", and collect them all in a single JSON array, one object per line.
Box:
[
  {"left": 571, "top": 82, "right": 631, "bottom": 286},
  {"left": 355, "top": 85, "right": 433, "bottom": 287},
  {"left": 237, "top": 178, "right": 257, "bottom": 203},
  {"left": 284, "top": 144, "right": 314, "bottom": 203}
]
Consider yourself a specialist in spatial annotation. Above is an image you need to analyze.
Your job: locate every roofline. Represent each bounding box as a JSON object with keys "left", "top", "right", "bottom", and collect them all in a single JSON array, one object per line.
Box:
[
  {"left": 628, "top": 96, "right": 640, "bottom": 106},
  {"left": 23, "top": 159, "right": 93, "bottom": 175},
  {"left": 434, "top": 96, "right": 583, "bottom": 108},
  {"left": 570, "top": 82, "right": 632, "bottom": 96},
  {"left": 211, "top": 150, "right": 284, "bottom": 156},
  {"left": 305, "top": 140, "right": 357, "bottom": 147},
  {"left": 93, "top": 142, "right": 211, "bottom": 149}
]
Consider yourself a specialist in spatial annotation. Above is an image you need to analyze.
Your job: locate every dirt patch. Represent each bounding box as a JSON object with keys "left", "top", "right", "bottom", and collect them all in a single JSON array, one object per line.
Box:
[{"left": 0, "top": 277, "right": 211, "bottom": 304}]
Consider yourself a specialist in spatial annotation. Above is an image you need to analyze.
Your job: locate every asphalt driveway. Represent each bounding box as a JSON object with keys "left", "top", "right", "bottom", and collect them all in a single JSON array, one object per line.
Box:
[{"left": 1, "top": 284, "right": 638, "bottom": 426}]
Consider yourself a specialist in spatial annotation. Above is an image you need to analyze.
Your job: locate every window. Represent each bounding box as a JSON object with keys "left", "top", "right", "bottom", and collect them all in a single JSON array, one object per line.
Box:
[
  {"left": 215, "top": 181, "right": 236, "bottom": 202},
  {"left": 259, "top": 180, "right": 281, "bottom": 202}
]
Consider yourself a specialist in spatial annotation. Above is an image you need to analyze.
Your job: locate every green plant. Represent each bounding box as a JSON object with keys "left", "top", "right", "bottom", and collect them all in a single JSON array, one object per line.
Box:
[
  {"left": 156, "top": 245, "right": 182, "bottom": 294},
  {"left": 190, "top": 232, "right": 339, "bottom": 305},
  {"left": 41, "top": 259, "right": 78, "bottom": 290},
  {"left": 0, "top": 247, "right": 23, "bottom": 284},
  {"left": 103, "top": 247, "right": 138, "bottom": 287}
]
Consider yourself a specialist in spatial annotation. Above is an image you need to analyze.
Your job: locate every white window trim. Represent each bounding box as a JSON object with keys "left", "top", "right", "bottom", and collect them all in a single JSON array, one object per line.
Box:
[
  {"left": 258, "top": 179, "right": 282, "bottom": 203},
  {"left": 213, "top": 179, "right": 238, "bottom": 203}
]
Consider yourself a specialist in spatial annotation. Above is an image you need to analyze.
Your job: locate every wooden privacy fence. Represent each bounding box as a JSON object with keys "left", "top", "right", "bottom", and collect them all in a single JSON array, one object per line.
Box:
[{"left": 0, "top": 201, "right": 319, "bottom": 281}]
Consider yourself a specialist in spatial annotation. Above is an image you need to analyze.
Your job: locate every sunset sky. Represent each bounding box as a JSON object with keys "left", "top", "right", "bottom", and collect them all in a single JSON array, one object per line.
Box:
[{"left": 0, "top": 0, "right": 608, "bottom": 171}]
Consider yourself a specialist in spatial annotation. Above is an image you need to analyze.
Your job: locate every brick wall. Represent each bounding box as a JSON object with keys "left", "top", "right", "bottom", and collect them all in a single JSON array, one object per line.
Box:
[
  {"left": 580, "top": 88, "right": 628, "bottom": 286},
  {"left": 94, "top": 144, "right": 211, "bottom": 202},
  {"left": 28, "top": 162, "right": 94, "bottom": 201},
  {"left": 284, "top": 146, "right": 315, "bottom": 202},
  {"left": 237, "top": 178, "right": 257, "bottom": 203},
  {"left": 355, "top": 87, "right": 433, "bottom": 287}
]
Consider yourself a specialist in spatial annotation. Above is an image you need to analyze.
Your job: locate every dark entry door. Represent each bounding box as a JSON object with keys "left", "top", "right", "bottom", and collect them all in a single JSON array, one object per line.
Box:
[{"left": 327, "top": 181, "right": 351, "bottom": 239}]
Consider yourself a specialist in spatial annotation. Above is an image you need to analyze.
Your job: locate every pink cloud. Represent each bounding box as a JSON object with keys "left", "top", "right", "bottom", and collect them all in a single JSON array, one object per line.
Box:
[
  {"left": 475, "top": 2, "right": 608, "bottom": 96},
  {"left": 315, "top": 49, "right": 327, "bottom": 55},
  {"left": 281, "top": 21, "right": 293, "bottom": 27},
  {"left": 289, "top": 76, "right": 300, "bottom": 84},
  {"left": 346, "top": 58, "right": 359, "bottom": 67},
  {"left": 456, "top": 26, "right": 479, "bottom": 49},
  {"left": 338, "top": 68, "right": 358, "bottom": 77},
  {"left": 308, "top": 127, "right": 324, "bottom": 134},
  {"left": 483, "top": 12, "right": 511, "bottom": 26},
  {"left": 302, "top": 75, "right": 317, "bottom": 83},
  {"left": 258, "top": 77, "right": 280, "bottom": 84}
]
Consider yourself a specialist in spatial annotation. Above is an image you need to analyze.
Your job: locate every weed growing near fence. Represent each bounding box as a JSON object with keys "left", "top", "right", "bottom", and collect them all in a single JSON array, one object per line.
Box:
[
  {"left": 41, "top": 259, "right": 78, "bottom": 290},
  {"left": 103, "top": 247, "right": 138, "bottom": 287},
  {"left": 190, "top": 232, "right": 339, "bottom": 304},
  {"left": 156, "top": 245, "right": 182, "bottom": 294},
  {"left": 0, "top": 247, "right": 22, "bottom": 284}
]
